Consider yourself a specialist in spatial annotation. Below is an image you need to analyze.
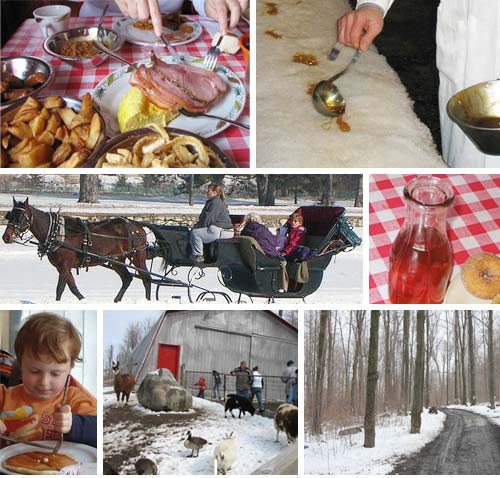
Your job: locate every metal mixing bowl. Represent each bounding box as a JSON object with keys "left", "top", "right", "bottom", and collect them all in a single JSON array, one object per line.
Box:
[
  {"left": 43, "top": 26, "right": 123, "bottom": 70},
  {"left": 447, "top": 79, "right": 500, "bottom": 156},
  {"left": 85, "top": 127, "right": 235, "bottom": 168},
  {"left": 0, "top": 56, "right": 54, "bottom": 106}
]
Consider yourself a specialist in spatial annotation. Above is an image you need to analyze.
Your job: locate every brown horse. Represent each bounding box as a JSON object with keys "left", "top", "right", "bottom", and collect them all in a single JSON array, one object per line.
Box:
[{"left": 2, "top": 197, "right": 151, "bottom": 302}]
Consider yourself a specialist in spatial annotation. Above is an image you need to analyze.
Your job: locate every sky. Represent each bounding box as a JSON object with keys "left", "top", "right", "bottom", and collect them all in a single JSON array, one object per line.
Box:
[{"left": 103, "top": 309, "right": 163, "bottom": 352}]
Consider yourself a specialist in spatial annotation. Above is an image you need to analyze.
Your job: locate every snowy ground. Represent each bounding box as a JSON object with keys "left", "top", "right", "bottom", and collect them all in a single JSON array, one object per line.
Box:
[
  {"left": 446, "top": 403, "right": 500, "bottom": 426},
  {"left": 0, "top": 194, "right": 363, "bottom": 304},
  {"left": 304, "top": 410, "right": 446, "bottom": 475},
  {"left": 103, "top": 394, "right": 289, "bottom": 475}
]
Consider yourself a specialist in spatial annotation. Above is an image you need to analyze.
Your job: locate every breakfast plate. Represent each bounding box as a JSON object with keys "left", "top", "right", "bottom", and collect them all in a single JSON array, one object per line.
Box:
[
  {"left": 92, "top": 55, "right": 246, "bottom": 138},
  {"left": 444, "top": 255, "right": 500, "bottom": 304},
  {"left": 112, "top": 15, "right": 202, "bottom": 46},
  {"left": 0, "top": 441, "right": 97, "bottom": 475}
]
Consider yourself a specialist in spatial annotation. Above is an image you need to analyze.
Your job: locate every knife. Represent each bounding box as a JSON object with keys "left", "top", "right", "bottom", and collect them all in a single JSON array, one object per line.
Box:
[
  {"left": 0, "top": 435, "right": 55, "bottom": 451},
  {"left": 51, "top": 374, "right": 71, "bottom": 455}
]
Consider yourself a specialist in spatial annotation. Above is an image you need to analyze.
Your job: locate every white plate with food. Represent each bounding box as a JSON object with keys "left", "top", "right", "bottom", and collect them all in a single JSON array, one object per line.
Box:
[
  {"left": 444, "top": 253, "right": 500, "bottom": 304},
  {"left": 92, "top": 55, "right": 246, "bottom": 138},
  {"left": 112, "top": 14, "right": 202, "bottom": 46},
  {"left": 0, "top": 441, "right": 97, "bottom": 475}
]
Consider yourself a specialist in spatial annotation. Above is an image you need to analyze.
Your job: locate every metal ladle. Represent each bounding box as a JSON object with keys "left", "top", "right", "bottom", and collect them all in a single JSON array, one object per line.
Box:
[{"left": 312, "top": 49, "right": 360, "bottom": 117}]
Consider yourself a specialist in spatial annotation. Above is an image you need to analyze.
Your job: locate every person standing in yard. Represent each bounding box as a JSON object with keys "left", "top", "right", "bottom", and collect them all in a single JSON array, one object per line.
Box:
[
  {"left": 212, "top": 370, "right": 222, "bottom": 399},
  {"left": 190, "top": 183, "right": 233, "bottom": 263},
  {"left": 230, "top": 361, "right": 252, "bottom": 399},
  {"left": 287, "top": 369, "right": 298, "bottom": 406},
  {"left": 336, "top": 0, "right": 500, "bottom": 168},
  {"left": 281, "top": 360, "right": 296, "bottom": 400},
  {"left": 193, "top": 376, "right": 206, "bottom": 398},
  {"left": 250, "top": 366, "right": 264, "bottom": 413}
]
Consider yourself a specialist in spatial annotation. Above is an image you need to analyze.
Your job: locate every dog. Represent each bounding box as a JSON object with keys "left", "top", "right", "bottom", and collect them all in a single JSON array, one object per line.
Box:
[{"left": 224, "top": 394, "right": 255, "bottom": 418}]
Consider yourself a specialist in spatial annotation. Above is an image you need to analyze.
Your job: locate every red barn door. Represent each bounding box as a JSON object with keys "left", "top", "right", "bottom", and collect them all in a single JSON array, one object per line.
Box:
[{"left": 157, "top": 344, "right": 180, "bottom": 380}]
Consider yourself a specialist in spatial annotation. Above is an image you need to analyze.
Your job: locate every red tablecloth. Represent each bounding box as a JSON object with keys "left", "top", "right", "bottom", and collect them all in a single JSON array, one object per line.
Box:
[
  {"left": 1, "top": 16, "right": 250, "bottom": 167},
  {"left": 369, "top": 174, "right": 500, "bottom": 304}
]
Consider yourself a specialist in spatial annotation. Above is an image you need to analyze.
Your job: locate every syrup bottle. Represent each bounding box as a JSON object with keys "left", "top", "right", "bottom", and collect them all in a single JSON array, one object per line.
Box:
[{"left": 388, "top": 176, "right": 454, "bottom": 304}]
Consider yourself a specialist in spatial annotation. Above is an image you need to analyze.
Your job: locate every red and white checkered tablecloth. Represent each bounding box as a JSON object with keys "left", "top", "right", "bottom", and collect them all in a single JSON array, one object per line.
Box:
[
  {"left": 369, "top": 174, "right": 500, "bottom": 304},
  {"left": 1, "top": 16, "right": 250, "bottom": 167}
]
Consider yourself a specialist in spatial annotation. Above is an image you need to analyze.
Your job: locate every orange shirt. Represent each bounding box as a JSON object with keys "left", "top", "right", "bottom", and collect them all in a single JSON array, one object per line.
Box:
[{"left": 0, "top": 377, "right": 96, "bottom": 442}]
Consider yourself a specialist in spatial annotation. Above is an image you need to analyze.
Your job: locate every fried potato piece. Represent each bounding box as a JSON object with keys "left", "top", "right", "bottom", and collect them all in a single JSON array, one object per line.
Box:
[
  {"left": 12, "top": 105, "right": 39, "bottom": 124},
  {"left": 46, "top": 112, "right": 62, "bottom": 134},
  {"left": 57, "top": 150, "right": 89, "bottom": 168},
  {"left": 55, "top": 125, "right": 70, "bottom": 142},
  {"left": 58, "top": 107, "right": 77, "bottom": 128},
  {"left": 2, "top": 134, "right": 11, "bottom": 149},
  {"left": 13, "top": 142, "right": 53, "bottom": 168},
  {"left": 69, "top": 128, "right": 87, "bottom": 151},
  {"left": 52, "top": 142, "right": 73, "bottom": 166},
  {"left": 43, "top": 96, "right": 65, "bottom": 109},
  {"left": 8, "top": 122, "right": 33, "bottom": 140},
  {"left": 37, "top": 130, "right": 55, "bottom": 146},
  {"left": 29, "top": 115, "right": 47, "bottom": 138},
  {"left": 85, "top": 113, "right": 102, "bottom": 150}
]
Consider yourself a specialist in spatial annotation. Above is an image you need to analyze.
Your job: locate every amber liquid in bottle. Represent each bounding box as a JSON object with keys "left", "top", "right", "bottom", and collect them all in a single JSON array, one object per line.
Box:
[{"left": 388, "top": 225, "right": 452, "bottom": 304}]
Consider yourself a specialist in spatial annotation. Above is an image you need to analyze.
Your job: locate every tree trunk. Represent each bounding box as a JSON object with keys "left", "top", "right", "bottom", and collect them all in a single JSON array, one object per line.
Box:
[
  {"left": 364, "top": 311, "right": 380, "bottom": 448},
  {"left": 425, "top": 315, "right": 430, "bottom": 408},
  {"left": 411, "top": 311, "right": 425, "bottom": 433},
  {"left": 454, "top": 312, "right": 459, "bottom": 403},
  {"left": 460, "top": 316, "right": 467, "bottom": 405},
  {"left": 467, "top": 311, "right": 477, "bottom": 405},
  {"left": 311, "top": 311, "right": 328, "bottom": 435},
  {"left": 188, "top": 175, "right": 195, "bottom": 206},
  {"left": 383, "top": 314, "right": 391, "bottom": 411},
  {"left": 256, "top": 175, "right": 276, "bottom": 206},
  {"left": 350, "top": 311, "right": 364, "bottom": 414},
  {"left": 488, "top": 311, "right": 496, "bottom": 410},
  {"left": 78, "top": 175, "right": 99, "bottom": 203},
  {"left": 320, "top": 175, "right": 333, "bottom": 205},
  {"left": 354, "top": 174, "right": 363, "bottom": 207},
  {"left": 402, "top": 311, "right": 410, "bottom": 413}
]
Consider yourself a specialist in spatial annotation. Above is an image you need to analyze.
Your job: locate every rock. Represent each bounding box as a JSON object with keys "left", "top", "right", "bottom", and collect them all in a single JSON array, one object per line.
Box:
[
  {"left": 338, "top": 426, "right": 363, "bottom": 436},
  {"left": 137, "top": 368, "right": 192, "bottom": 411},
  {"left": 429, "top": 406, "right": 438, "bottom": 414}
]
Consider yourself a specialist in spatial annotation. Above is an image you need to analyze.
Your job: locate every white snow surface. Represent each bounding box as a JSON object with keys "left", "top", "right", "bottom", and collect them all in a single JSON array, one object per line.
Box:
[
  {"left": 446, "top": 403, "right": 500, "bottom": 426},
  {"left": 104, "top": 394, "right": 289, "bottom": 475},
  {"left": 0, "top": 194, "right": 363, "bottom": 304},
  {"left": 304, "top": 410, "right": 446, "bottom": 475}
]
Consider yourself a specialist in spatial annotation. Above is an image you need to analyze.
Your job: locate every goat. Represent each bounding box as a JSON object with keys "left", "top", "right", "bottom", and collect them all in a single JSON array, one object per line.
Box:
[
  {"left": 214, "top": 432, "right": 237, "bottom": 475},
  {"left": 112, "top": 361, "right": 135, "bottom": 403},
  {"left": 224, "top": 394, "right": 255, "bottom": 418},
  {"left": 274, "top": 403, "right": 298, "bottom": 444}
]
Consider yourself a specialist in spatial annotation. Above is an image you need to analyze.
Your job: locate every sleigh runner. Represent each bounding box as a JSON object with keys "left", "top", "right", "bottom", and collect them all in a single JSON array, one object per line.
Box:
[{"left": 3, "top": 199, "right": 361, "bottom": 303}]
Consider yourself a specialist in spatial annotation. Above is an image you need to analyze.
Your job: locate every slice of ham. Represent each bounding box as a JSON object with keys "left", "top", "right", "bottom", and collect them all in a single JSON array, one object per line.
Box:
[{"left": 129, "top": 52, "right": 229, "bottom": 113}]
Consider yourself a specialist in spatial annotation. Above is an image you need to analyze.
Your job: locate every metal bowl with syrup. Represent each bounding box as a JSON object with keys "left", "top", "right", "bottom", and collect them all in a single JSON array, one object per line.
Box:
[
  {"left": 0, "top": 56, "right": 54, "bottom": 107},
  {"left": 447, "top": 79, "right": 500, "bottom": 156},
  {"left": 43, "top": 26, "right": 123, "bottom": 70}
]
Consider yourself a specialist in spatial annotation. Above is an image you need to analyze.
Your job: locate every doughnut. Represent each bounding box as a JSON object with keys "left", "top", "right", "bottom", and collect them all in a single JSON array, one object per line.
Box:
[
  {"left": 492, "top": 294, "right": 500, "bottom": 304},
  {"left": 461, "top": 252, "right": 500, "bottom": 299}
]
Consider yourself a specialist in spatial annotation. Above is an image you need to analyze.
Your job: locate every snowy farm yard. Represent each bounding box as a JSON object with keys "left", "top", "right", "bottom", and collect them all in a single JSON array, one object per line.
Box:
[
  {"left": 0, "top": 194, "right": 363, "bottom": 304},
  {"left": 304, "top": 409, "right": 446, "bottom": 475},
  {"left": 104, "top": 394, "right": 288, "bottom": 475}
]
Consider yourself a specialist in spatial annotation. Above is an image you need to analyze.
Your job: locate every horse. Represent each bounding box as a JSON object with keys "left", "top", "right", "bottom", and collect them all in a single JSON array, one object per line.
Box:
[{"left": 2, "top": 197, "right": 152, "bottom": 302}]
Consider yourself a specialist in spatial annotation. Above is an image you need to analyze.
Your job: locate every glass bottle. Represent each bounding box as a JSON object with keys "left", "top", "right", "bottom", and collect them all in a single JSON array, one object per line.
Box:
[{"left": 388, "top": 176, "right": 454, "bottom": 304}]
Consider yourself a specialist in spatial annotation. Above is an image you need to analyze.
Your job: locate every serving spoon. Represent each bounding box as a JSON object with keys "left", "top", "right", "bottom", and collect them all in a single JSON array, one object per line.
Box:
[
  {"left": 312, "top": 49, "right": 360, "bottom": 117},
  {"left": 97, "top": 4, "right": 109, "bottom": 42},
  {"left": 91, "top": 41, "right": 249, "bottom": 130}
]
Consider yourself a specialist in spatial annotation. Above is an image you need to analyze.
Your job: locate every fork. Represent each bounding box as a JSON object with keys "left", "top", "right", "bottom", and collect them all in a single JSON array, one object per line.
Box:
[
  {"left": 202, "top": 34, "right": 224, "bottom": 71},
  {"left": 328, "top": 41, "right": 342, "bottom": 61},
  {"left": 51, "top": 374, "right": 71, "bottom": 455}
]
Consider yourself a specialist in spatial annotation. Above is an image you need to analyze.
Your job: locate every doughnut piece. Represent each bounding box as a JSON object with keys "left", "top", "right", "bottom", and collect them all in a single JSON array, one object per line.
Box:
[
  {"left": 492, "top": 294, "right": 500, "bottom": 304},
  {"left": 461, "top": 253, "right": 500, "bottom": 299}
]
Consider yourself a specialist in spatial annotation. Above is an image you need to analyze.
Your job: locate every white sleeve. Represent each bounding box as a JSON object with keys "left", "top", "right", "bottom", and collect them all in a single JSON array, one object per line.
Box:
[
  {"left": 191, "top": 0, "right": 207, "bottom": 17},
  {"left": 356, "top": 0, "right": 397, "bottom": 16}
]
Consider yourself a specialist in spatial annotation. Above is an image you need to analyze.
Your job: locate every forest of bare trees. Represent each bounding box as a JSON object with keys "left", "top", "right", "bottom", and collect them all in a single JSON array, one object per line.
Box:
[{"left": 305, "top": 310, "right": 500, "bottom": 444}]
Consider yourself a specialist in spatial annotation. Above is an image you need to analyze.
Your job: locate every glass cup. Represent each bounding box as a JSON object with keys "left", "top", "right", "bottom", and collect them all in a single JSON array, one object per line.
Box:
[{"left": 33, "top": 5, "right": 71, "bottom": 39}]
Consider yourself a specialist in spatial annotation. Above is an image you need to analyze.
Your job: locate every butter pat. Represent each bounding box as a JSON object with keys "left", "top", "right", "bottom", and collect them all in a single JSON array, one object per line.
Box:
[{"left": 212, "top": 32, "right": 240, "bottom": 55}]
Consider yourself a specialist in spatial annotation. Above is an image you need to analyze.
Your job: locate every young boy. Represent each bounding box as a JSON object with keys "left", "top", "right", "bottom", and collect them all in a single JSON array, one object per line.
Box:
[
  {"left": 0, "top": 313, "right": 97, "bottom": 448},
  {"left": 283, "top": 213, "right": 306, "bottom": 256}
]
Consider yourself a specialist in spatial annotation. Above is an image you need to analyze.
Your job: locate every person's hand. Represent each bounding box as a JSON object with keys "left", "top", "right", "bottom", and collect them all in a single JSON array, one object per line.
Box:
[
  {"left": 204, "top": 0, "right": 249, "bottom": 34},
  {"left": 115, "top": 0, "right": 163, "bottom": 37},
  {"left": 337, "top": 5, "right": 384, "bottom": 52},
  {"left": 0, "top": 420, "right": 7, "bottom": 435},
  {"left": 53, "top": 405, "right": 72, "bottom": 434}
]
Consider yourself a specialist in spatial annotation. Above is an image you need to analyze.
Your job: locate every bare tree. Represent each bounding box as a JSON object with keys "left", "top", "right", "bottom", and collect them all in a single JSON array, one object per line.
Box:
[
  {"left": 350, "top": 310, "right": 364, "bottom": 413},
  {"left": 411, "top": 311, "right": 425, "bottom": 434},
  {"left": 488, "top": 311, "right": 496, "bottom": 410},
  {"left": 468, "top": 311, "right": 477, "bottom": 405},
  {"left": 383, "top": 313, "right": 391, "bottom": 411},
  {"left": 78, "top": 175, "right": 99, "bottom": 203},
  {"left": 364, "top": 311, "right": 380, "bottom": 448},
  {"left": 402, "top": 311, "right": 410, "bottom": 413},
  {"left": 311, "top": 311, "right": 328, "bottom": 435}
]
